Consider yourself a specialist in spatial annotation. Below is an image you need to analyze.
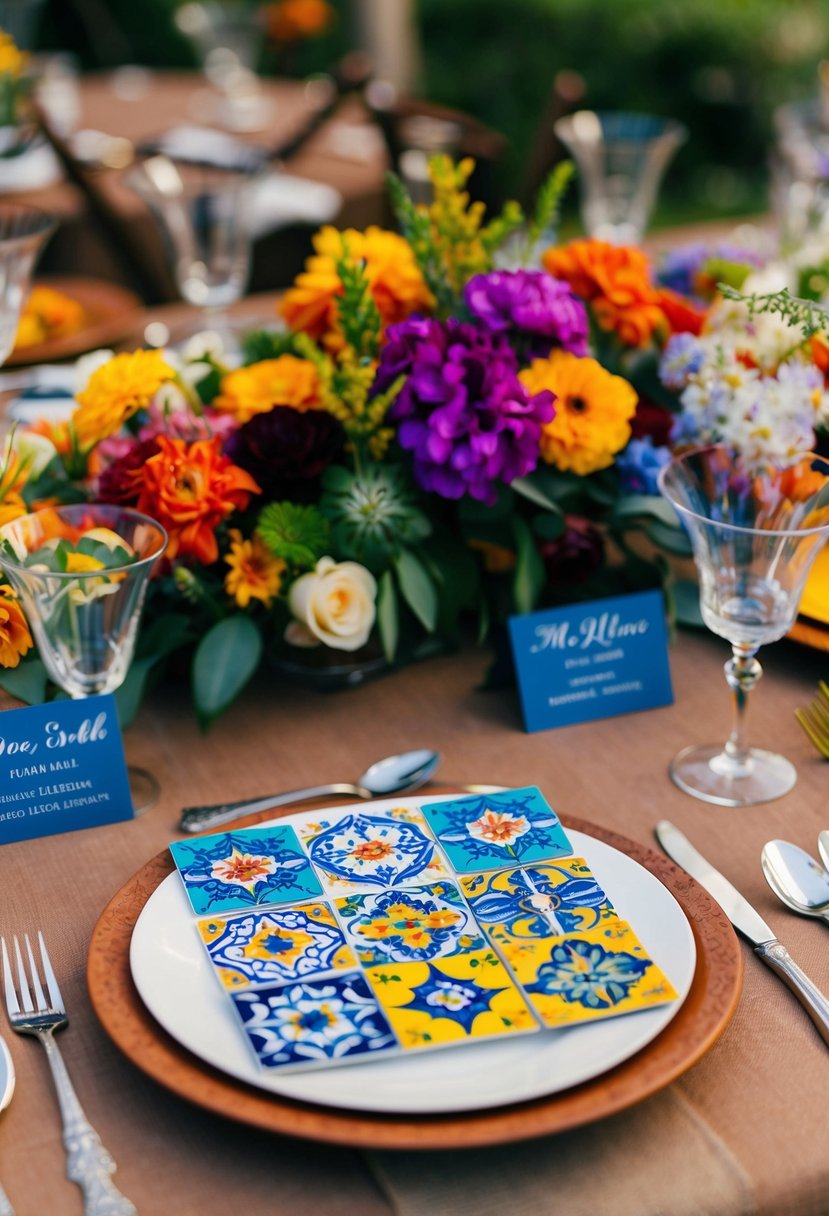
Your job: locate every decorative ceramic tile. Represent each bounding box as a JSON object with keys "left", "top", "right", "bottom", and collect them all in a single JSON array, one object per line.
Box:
[
  {"left": 461, "top": 859, "right": 616, "bottom": 953},
  {"left": 420, "top": 787, "right": 572, "bottom": 874},
  {"left": 335, "top": 881, "right": 485, "bottom": 966},
  {"left": 507, "top": 922, "right": 678, "bottom": 1028},
  {"left": 197, "top": 903, "right": 356, "bottom": 990},
  {"left": 230, "top": 972, "right": 397, "bottom": 1069},
  {"left": 170, "top": 826, "right": 322, "bottom": 915},
  {"left": 302, "top": 809, "right": 450, "bottom": 894},
  {"left": 365, "top": 949, "right": 538, "bottom": 1049}
]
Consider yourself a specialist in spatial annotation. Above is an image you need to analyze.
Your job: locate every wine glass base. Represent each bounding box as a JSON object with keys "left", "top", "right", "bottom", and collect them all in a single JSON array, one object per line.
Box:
[
  {"left": 669, "top": 744, "right": 797, "bottom": 807},
  {"left": 128, "top": 765, "right": 160, "bottom": 817}
]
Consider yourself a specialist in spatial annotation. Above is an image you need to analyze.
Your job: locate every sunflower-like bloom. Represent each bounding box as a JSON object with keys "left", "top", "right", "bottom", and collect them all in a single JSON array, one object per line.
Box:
[
  {"left": 136, "top": 436, "right": 260, "bottom": 565},
  {"left": 14, "top": 286, "right": 86, "bottom": 350},
  {"left": 520, "top": 351, "right": 637, "bottom": 475},
  {"left": 212, "top": 355, "right": 322, "bottom": 424},
  {"left": 0, "top": 584, "right": 32, "bottom": 668},
  {"left": 72, "top": 350, "right": 177, "bottom": 450},
  {"left": 280, "top": 225, "right": 435, "bottom": 348},
  {"left": 224, "top": 528, "right": 285, "bottom": 608},
  {"left": 0, "top": 30, "right": 26, "bottom": 78},
  {"left": 543, "top": 239, "right": 666, "bottom": 349}
]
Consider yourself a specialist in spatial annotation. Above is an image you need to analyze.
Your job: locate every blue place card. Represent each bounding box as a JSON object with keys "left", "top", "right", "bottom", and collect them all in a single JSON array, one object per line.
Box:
[
  {"left": 508, "top": 589, "right": 673, "bottom": 733},
  {"left": 0, "top": 693, "right": 133, "bottom": 844}
]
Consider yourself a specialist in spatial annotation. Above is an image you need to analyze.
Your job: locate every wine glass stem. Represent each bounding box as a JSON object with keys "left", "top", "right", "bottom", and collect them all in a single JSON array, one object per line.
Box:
[{"left": 723, "top": 648, "right": 763, "bottom": 769}]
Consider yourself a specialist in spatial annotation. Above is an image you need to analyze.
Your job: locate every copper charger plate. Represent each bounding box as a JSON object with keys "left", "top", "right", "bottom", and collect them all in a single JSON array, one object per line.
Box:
[
  {"left": 87, "top": 798, "right": 742, "bottom": 1150},
  {"left": 5, "top": 277, "right": 142, "bottom": 366}
]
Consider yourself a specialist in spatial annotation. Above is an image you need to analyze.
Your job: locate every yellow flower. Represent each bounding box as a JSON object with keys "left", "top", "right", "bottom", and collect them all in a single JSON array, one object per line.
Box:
[
  {"left": 0, "top": 31, "right": 26, "bottom": 78},
  {"left": 72, "top": 350, "right": 176, "bottom": 450},
  {"left": 213, "top": 356, "right": 321, "bottom": 424},
  {"left": 519, "top": 351, "right": 637, "bottom": 476},
  {"left": 280, "top": 225, "right": 434, "bottom": 349},
  {"left": 224, "top": 529, "right": 285, "bottom": 609},
  {"left": 0, "top": 584, "right": 32, "bottom": 668}
]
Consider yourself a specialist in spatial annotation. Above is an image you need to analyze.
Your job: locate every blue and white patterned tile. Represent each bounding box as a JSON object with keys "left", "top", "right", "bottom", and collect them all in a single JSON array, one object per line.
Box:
[
  {"left": 197, "top": 902, "right": 356, "bottom": 989},
  {"left": 298, "top": 807, "right": 451, "bottom": 894},
  {"left": 169, "top": 825, "right": 322, "bottom": 915},
  {"left": 420, "top": 787, "right": 573, "bottom": 874},
  {"left": 230, "top": 972, "right": 398, "bottom": 1069}
]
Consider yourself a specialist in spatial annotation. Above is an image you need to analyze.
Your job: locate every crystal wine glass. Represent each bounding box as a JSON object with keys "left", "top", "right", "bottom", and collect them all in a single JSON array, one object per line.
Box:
[
  {"left": 553, "top": 110, "right": 687, "bottom": 245},
  {"left": 0, "top": 203, "right": 55, "bottom": 363},
  {"left": 658, "top": 445, "right": 829, "bottom": 806},
  {"left": 0, "top": 504, "right": 168, "bottom": 813},
  {"left": 126, "top": 155, "right": 259, "bottom": 349}
]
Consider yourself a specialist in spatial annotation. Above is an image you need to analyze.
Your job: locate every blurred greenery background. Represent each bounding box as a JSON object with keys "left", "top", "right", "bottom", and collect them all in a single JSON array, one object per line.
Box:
[{"left": 27, "top": 0, "right": 829, "bottom": 224}]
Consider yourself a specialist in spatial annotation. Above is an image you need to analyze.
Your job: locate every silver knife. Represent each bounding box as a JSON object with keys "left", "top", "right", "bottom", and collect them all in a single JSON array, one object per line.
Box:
[{"left": 656, "top": 820, "right": 829, "bottom": 1047}]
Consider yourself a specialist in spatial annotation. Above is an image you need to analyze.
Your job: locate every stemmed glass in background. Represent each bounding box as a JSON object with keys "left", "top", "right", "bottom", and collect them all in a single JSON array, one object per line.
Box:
[
  {"left": 658, "top": 445, "right": 829, "bottom": 807},
  {"left": 173, "top": 0, "right": 270, "bottom": 133},
  {"left": 554, "top": 110, "right": 687, "bottom": 245},
  {"left": 0, "top": 203, "right": 54, "bottom": 361},
  {"left": 0, "top": 504, "right": 168, "bottom": 813},
  {"left": 126, "top": 154, "right": 259, "bottom": 348}
]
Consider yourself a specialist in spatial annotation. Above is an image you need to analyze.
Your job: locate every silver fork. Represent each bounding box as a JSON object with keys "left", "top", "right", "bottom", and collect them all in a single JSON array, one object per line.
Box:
[{"left": 1, "top": 933, "right": 136, "bottom": 1216}]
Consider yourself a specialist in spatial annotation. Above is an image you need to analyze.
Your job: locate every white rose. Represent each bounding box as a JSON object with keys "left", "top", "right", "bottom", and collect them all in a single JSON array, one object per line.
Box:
[{"left": 288, "top": 557, "right": 377, "bottom": 652}]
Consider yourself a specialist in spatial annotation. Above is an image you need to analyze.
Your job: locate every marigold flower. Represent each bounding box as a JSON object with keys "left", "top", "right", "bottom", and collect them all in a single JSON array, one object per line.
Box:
[
  {"left": 72, "top": 350, "right": 177, "bottom": 450},
  {"left": 14, "top": 286, "right": 86, "bottom": 350},
  {"left": 520, "top": 351, "right": 637, "bottom": 475},
  {"left": 136, "top": 436, "right": 260, "bottom": 565},
  {"left": 224, "top": 528, "right": 285, "bottom": 609},
  {"left": 543, "top": 239, "right": 666, "bottom": 348},
  {"left": 263, "top": 0, "right": 333, "bottom": 42},
  {"left": 280, "top": 225, "right": 434, "bottom": 348},
  {"left": 212, "top": 356, "right": 322, "bottom": 423},
  {"left": 0, "top": 584, "right": 32, "bottom": 668}
]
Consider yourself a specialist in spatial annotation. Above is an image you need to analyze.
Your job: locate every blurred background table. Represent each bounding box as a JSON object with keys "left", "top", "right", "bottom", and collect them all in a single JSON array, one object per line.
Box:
[{"left": 0, "top": 624, "right": 827, "bottom": 1216}]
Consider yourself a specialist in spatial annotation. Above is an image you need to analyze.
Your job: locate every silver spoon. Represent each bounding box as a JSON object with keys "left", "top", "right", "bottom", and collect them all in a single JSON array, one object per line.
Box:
[
  {"left": 818, "top": 830, "right": 829, "bottom": 876},
  {"left": 761, "top": 839, "right": 829, "bottom": 924},
  {"left": 179, "top": 748, "right": 441, "bottom": 834}
]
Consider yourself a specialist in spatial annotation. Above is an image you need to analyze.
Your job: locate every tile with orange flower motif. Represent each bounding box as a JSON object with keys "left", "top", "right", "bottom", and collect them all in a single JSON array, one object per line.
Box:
[
  {"left": 294, "top": 806, "right": 451, "bottom": 895},
  {"left": 420, "top": 787, "right": 572, "bottom": 874},
  {"left": 334, "top": 881, "right": 485, "bottom": 966},
  {"left": 197, "top": 902, "right": 356, "bottom": 990},
  {"left": 508, "top": 922, "right": 678, "bottom": 1029},
  {"left": 364, "top": 949, "right": 538, "bottom": 1049},
  {"left": 169, "top": 826, "right": 322, "bottom": 915}
]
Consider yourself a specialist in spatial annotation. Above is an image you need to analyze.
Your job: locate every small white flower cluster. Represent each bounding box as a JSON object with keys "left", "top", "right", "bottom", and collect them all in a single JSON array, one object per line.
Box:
[{"left": 661, "top": 275, "right": 828, "bottom": 464}]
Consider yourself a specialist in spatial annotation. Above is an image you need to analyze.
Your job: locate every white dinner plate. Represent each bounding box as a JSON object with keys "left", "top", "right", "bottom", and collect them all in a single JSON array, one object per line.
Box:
[{"left": 129, "top": 797, "right": 696, "bottom": 1115}]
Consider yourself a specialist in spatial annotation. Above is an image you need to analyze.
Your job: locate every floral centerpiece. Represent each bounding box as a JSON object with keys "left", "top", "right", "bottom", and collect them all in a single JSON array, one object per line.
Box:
[{"left": 0, "top": 156, "right": 826, "bottom": 725}]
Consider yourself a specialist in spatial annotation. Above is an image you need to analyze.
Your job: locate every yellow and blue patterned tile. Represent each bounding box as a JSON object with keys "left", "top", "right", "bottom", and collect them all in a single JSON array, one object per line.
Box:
[
  {"left": 335, "top": 881, "right": 485, "bottom": 966},
  {"left": 420, "top": 786, "right": 572, "bottom": 874},
  {"left": 511, "top": 922, "right": 678, "bottom": 1028},
  {"left": 197, "top": 902, "right": 356, "bottom": 990},
  {"left": 365, "top": 949, "right": 538, "bottom": 1049}
]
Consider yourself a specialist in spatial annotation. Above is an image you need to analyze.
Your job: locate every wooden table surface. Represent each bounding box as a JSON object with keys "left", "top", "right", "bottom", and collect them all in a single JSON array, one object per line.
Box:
[{"left": 0, "top": 622, "right": 826, "bottom": 1215}]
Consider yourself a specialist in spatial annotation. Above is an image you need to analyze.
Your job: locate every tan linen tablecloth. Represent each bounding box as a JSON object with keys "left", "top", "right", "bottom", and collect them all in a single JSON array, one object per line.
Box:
[{"left": 0, "top": 629, "right": 826, "bottom": 1216}]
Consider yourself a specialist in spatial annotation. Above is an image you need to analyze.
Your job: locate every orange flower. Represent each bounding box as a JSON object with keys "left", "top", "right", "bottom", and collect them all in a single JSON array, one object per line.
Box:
[
  {"left": 0, "top": 584, "right": 32, "bottom": 668},
  {"left": 280, "top": 225, "right": 434, "bottom": 349},
  {"left": 137, "top": 436, "right": 260, "bottom": 565},
  {"left": 212, "top": 356, "right": 321, "bottom": 423},
  {"left": 543, "top": 238, "right": 666, "bottom": 348},
  {"left": 655, "top": 288, "right": 706, "bottom": 337},
  {"left": 14, "top": 286, "right": 86, "bottom": 351},
  {"left": 520, "top": 351, "right": 637, "bottom": 475},
  {"left": 223, "top": 528, "right": 285, "bottom": 608},
  {"left": 263, "top": 0, "right": 333, "bottom": 41}
]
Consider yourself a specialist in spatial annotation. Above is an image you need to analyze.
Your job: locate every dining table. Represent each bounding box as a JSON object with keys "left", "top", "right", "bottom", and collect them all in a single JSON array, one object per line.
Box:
[{"left": 0, "top": 607, "right": 826, "bottom": 1215}]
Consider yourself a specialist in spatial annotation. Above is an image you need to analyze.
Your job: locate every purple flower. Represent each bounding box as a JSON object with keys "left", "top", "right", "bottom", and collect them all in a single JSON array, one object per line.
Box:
[
  {"left": 616, "top": 437, "right": 672, "bottom": 496},
  {"left": 379, "top": 317, "right": 555, "bottom": 505},
  {"left": 224, "top": 406, "right": 346, "bottom": 502},
  {"left": 464, "top": 270, "right": 589, "bottom": 358}
]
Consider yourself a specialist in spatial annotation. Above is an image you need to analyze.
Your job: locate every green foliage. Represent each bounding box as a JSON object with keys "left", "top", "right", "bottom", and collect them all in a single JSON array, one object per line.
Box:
[
  {"left": 719, "top": 285, "right": 828, "bottom": 340},
  {"left": 0, "top": 658, "right": 49, "bottom": 705},
  {"left": 386, "top": 170, "right": 455, "bottom": 315},
  {"left": 192, "top": 615, "right": 263, "bottom": 729},
  {"left": 320, "top": 464, "right": 431, "bottom": 571},
  {"left": 257, "top": 502, "right": 330, "bottom": 569},
  {"left": 526, "top": 161, "right": 574, "bottom": 249},
  {"left": 393, "top": 549, "right": 439, "bottom": 632},
  {"left": 335, "top": 246, "right": 382, "bottom": 359},
  {"left": 241, "top": 329, "right": 302, "bottom": 364}
]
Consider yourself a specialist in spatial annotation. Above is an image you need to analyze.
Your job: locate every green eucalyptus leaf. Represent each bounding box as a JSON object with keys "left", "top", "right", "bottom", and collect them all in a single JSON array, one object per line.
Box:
[
  {"left": 113, "top": 656, "right": 156, "bottom": 728},
  {"left": 511, "top": 473, "right": 563, "bottom": 513},
  {"left": 394, "top": 549, "right": 438, "bottom": 632},
  {"left": 613, "top": 495, "right": 679, "bottom": 526},
  {"left": 673, "top": 579, "right": 705, "bottom": 627},
  {"left": 377, "top": 570, "right": 399, "bottom": 663},
  {"left": 192, "top": 615, "right": 262, "bottom": 728},
  {"left": 512, "top": 516, "right": 545, "bottom": 615},
  {"left": 0, "top": 658, "right": 49, "bottom": 705},
  {"left": 645, "top": 519, "right": 694, "bottom": 557}
]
